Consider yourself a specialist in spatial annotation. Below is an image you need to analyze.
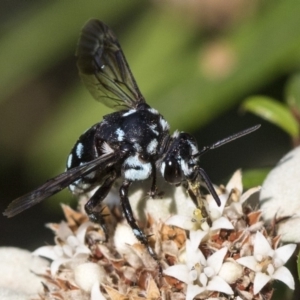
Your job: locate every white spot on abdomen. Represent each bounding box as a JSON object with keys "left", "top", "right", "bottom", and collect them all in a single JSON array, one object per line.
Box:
[
  {"left": 67, "top": 154, "right": 73, "bottom": 168},
  {"left": 76, "top": 143, "right": 84, "bottom": 158}
]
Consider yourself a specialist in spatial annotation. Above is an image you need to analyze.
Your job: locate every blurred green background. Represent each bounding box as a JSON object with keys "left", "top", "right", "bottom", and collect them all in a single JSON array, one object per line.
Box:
[{"left": 1, "top": 0, "right": 299, "bottom": 272}]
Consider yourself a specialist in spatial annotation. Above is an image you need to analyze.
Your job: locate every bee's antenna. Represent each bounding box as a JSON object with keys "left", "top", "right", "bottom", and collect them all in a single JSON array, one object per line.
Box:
[{"left": 195, "top": 124, "right": 261, "bottom": 158}]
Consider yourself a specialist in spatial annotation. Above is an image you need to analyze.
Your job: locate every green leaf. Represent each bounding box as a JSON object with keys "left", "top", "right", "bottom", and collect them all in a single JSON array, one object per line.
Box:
[
  {"left": 242, "top": 96, "right": 299, "bottom": 138},
  {"left": 285, "top": 73, "right": 300, "bottom": 110},
  {"left": 242, "top": 168, "right": 270, "bottom": 189},
  {"left": 297, "top": 251, "right": 300, "bottom": 284}
]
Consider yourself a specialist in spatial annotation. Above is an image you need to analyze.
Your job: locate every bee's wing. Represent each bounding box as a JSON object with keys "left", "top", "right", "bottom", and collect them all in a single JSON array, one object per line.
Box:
[
  {"left": 76, "top": 19, "right": 145, "bottom": 110},
  {"left": 3, "top": 151, "right": 124, "bottom": 218}
]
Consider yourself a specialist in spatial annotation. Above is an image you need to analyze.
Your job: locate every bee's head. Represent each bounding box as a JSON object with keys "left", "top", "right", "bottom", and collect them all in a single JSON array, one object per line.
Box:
[{"left": 160, "top": 131, "right": 199, "bottom": 185}]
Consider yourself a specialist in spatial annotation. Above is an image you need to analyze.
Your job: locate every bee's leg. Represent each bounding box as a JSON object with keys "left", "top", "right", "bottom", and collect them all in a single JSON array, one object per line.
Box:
[
  {"left": 85, "top": 172, "right": 117, "bottom": 241},
  {"left": 198, "top": 167, "right": 221, "bottom": 207},
  {"left": 120, "top": 180, "right": 161, "bottom": 271},
  {"left": 148, "top": 162, "right": 158, "bottom": 198}
]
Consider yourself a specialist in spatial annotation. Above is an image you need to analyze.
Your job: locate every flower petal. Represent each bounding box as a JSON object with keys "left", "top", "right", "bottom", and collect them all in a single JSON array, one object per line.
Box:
[
  {"left": 62, "top": 244, "right": 73, "bottom": 257},
  {"left": 165, "top": 215, "right": 195, "bottom": 231},
  {"left": 56, "top": 221, "right": 73, "bottom": 240},
  {"left": 240, "top": 187, "right": 260, "bottom": 204},
  {"left": 74, "top": 245, "right": 91, "bottom": 256},
  {"left": 207, "top": 194, "right": 227, "bottom": 216},
  {"left": 164, "top": 264, "right": 190, "bottom": 284},
  {"left": 199, "top": 272, "right": 208, "bottom": 287},
  {"left": 211, "top": 217, "right": 234, "bottom": 230},
  {"left": 186, "top": 241, "right": 206, "bottom": 267},
  {"left": 229, "top": 202, "right": 243, "bottom": 217},
  {"left": 226, "top": 170, "right": 243, "bottom": 194},
  {"left": 207, "top": 247, "right": 227, "bottom": 274},
  {"left": 66, "top": 235, "right": 79, "bottom": 248},
  {"left": 274, "top": 244, "right": 296, "bottom": 265},
  {"left": 254, "top": 232, "right": 272, "bottom": 257},
  {"left": 76, "top": 221, "right": 92, "bottom": 244},
  {"left": 91, "top": 281, "right": 106, "bottom": 300},
  {"left": 32, "top": 246, "right": 58, "bottom": 260},
  {"left": 259, "top": 147, "right": 300, "bottom": 244},
  {"left": 253, "top": 272, "right": 270, "bottom": 294},
  {"left": 186, "top": 284, "right": 205, "bottom": 300},
  {"left": 207, "top": 275, "right": 233, "bottom": 294},
  {"left": 272, "top": 266, "right": 295, "bottom": 290},
  {"left": 189, "top": 230, "right": 207, "bottom": 251},
  {"left": 236, "top": 256, "right": 257, "bottom": 271},
  {"left": 50, "top": 258, "right": 70, "bottom": 276}
]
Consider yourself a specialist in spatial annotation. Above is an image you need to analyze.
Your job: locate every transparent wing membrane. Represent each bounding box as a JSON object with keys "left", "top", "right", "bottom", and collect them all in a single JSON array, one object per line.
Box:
[{"left": 76, "top": 19, "right": 145, "bottom": 110}]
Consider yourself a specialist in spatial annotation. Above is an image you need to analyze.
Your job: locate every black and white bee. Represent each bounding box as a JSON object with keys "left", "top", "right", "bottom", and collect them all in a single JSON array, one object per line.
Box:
[{"left": 4, "top": 20, "right": 259, "bottom": 265}]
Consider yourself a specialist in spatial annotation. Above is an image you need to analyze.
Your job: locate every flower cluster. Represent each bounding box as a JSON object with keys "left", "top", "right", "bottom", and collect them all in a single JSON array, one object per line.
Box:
[{"left": 32, "top": 170, "right": 296, "bottom": 300}]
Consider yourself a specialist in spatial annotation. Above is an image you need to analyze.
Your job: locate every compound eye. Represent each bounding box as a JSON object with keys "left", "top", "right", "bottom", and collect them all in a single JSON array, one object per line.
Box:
[
  {"left": 139, "top": 153, "right": 149, "bottom": 162},
  {"left": 163, "top": 158, "right": 182, "bottom": 184}
]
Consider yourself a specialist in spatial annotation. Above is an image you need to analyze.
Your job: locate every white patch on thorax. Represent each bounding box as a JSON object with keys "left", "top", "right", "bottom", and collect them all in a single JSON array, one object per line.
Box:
[
  {"left": 133, "top": 143, "right": 142, "bottom": 152},
  {"left": 172, "top": 130, "right": 180, "bottom": 138},
  {"left": 115, "top": 128, "right": 125, "bottom": 141},
  {"left": 148, "top": 107, "right": 159, "bottom": 115},
  {"left": 122, "top": 109, "right": 136, "bottom": 117},
  {"left": 149, "top": 124, "right": 159, "bottom": 136},
  {"left": 159, "top": 117, "right": 170, "bottom": 131},
  {"left": 76, "top": 143, "right": 84, "bottom": 158},
  {"left": 123, "top": 154, "right": 152, "bottom": 181},
  {"left": 147, "top": 139, "right": 158, "bottom": 154}
]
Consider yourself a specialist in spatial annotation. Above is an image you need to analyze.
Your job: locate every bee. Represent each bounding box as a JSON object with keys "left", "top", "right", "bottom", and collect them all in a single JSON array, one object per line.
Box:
[{"left": 4, "top": 19, "right": 259, "bottom": 266}]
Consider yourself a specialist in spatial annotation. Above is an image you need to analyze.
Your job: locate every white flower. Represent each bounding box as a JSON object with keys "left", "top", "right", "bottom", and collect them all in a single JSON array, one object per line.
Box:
[
  {"left": 218, "top": 259, "right": 243, "bottom": 284},
  {"left": 165, "top": 171, "right": 242, "bottom": 231},
  {"left": 260, "top": 146, "right": 300, "bottom": 242},
  {"left": 164, "top": 231, "right": 233, "bottom": 299},
  {"left": 166, "top": 170, "right": 260, "bottom": 233},
  {"left": 129, "top": 179, "right": 195, "bottom": 224},
  {"left": 237, "top": 231, "right": 296, "bottom": 294},
  {"left": 210, "top": 170, "right": 260, "bottom": 222},
  {"left": 206, "top": 193, "right": 234, "bottom": 231},
  {"left": 113, "top": 222, "right": 143, "bottom": 269},
  {"left": 33, "top": 221, "right": 92, "bottom": 275},
  {"left": 166, "top": 186, "right": 232, "bottom": 232},
  {"left": 74, "top": 262, "right": 106, "bottom": 299},
  {"left": 0, "top": 247, "right": 49, "bottom": 297},
  {"left": 207, "top": 170, "right": 261, "bottom": 233}
]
